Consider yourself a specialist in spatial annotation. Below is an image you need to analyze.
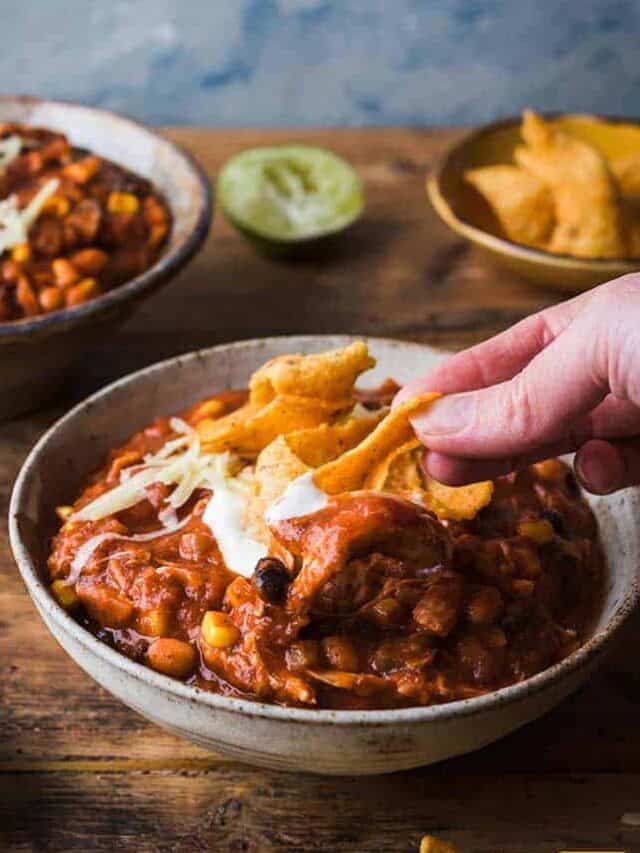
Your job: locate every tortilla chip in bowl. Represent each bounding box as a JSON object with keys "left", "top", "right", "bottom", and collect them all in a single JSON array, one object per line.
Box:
[{"left": 428, "top": 111, "right": 640, "bottom": 292}]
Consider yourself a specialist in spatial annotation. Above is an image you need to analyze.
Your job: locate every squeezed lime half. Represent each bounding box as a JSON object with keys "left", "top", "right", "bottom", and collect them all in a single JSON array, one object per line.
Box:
[{"left": 218, "top": 144, "right": 365, "bottom": 250}]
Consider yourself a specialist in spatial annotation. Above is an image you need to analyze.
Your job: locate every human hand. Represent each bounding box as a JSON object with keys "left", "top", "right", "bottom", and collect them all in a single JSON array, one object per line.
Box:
[{"left": 396, "top": 275, "right": 640, "bottom": 495}]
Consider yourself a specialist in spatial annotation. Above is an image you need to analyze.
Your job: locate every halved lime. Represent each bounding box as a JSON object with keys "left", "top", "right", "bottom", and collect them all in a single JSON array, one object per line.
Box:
[{"left": 218, "top": 144, "right": 365, "bottom": 253}]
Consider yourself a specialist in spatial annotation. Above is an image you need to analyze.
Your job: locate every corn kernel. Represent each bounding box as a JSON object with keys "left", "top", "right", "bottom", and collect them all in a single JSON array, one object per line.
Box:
[
  {"left": 56, "top": 505, "right": 74, "bottom": 521},
  {"left": 11, "top": 243, "right": 30, "bottom": 264},
  {"left": 201, "top": 610, "right": 240, "bottom": 649},
  {"left": 43, "top": 195, "right": 70, "bottom": 217},
  {"left": 107, "top": 191, "right": 140, "bottom": 215},
  {"left": 51, "top": 579, "right": 80, "bottom": 610},
  {"left": 533, "top": 458, "right": 565, "bottom": 482},
  {"left": 517, "top": 519, "right": 555, "bottom": 545}
]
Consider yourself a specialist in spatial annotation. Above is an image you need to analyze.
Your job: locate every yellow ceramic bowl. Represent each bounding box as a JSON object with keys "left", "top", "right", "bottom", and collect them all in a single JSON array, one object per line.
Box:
[{"left": 427, "top": 114, "right": 640, "bottom": 293}]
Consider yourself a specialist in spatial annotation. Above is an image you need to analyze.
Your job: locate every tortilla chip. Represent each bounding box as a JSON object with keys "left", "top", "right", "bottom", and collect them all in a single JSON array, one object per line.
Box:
[
  {"left": 197, "top": 342, "right": 375, "bottom": 456},
  {"left": 197, "top": 395, "right": 344, "bottom": 455},
  {"left": 423, "top": 473, "right": 493, "bottom": 522},
  {"left": 249, "top": 341, "right": 374, "bottom": 406},
  {"left": 285, "top": 408, "right": 386, "bottom": 468},
  {"left": 254, "top": 435, "right": 310, "bottom": 504},
  {"left": 314, "top": 394, "right": 440, "bottom": 495},
  {"left": 515, "top": 110, "right": 624, "bottom": 258},
  {"left": 610, "top": 154, "right": 640, "bottom": 199},
  {"left": 243, "top": 435, "right": 311, "bottom": 548},
  {"left": 365, "top": 439, "right": 424, "bottom": 493},
  {"left": 465, "top": 164, "right": 554, "bottom": 247},
  {"left": 366, "top": 438, "right": 493, "bottom": 522}
]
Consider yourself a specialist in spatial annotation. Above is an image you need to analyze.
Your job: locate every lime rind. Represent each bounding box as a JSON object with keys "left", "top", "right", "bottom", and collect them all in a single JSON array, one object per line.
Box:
[{"left": 218, "top": 144, "right": 365, "bottom": 245}]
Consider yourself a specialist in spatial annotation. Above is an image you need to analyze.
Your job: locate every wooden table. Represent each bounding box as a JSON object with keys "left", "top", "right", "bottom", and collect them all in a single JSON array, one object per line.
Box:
[{"left": 1, "top": 129, "right": 638, "bottom": 853}]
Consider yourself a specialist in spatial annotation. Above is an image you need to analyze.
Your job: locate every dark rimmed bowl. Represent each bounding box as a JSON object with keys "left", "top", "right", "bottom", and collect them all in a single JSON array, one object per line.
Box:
[
  {"left": 9, "top": 335, "right": 640, "bottom": 774},
  {"left": 0, "top": 95, "right": 212, "bottom": 420},
  {"left": 427, "top": 112, "right": 640, "bottom": 292}
]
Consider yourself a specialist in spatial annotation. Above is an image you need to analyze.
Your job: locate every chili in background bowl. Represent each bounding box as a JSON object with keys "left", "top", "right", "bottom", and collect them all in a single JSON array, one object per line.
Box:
[
  {"left": 9, "top": 336, "right": 639, "bottom": 775},
  {"left": 0, "top": 95, "right": 212, "bottom": 421}
]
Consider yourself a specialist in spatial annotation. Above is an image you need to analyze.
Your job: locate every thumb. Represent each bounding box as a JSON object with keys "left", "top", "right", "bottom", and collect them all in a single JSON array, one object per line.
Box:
[
  {"left": 575, "top": 437, "right": 640, "bottom": 494},
  {"left": 410, "top": 315, "right": 609, "bottom": 461}
]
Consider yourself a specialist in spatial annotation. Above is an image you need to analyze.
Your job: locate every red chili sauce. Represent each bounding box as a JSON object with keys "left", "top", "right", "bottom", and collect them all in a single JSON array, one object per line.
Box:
[{"left": 48, "top": 384, "right": 604, "bottom": 709}]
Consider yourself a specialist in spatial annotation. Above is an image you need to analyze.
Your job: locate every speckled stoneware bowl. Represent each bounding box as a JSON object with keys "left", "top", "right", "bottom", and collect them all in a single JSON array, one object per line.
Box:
[
  {"left": 9, "top": 335, "right": 640, "bottom": 775},
  {"left": 0, "top": 95, "right": 212, "bottom": 420}
]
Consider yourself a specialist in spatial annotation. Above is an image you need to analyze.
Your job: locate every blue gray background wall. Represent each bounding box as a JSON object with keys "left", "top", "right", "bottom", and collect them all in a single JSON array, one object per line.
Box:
[{"left": 3, "top": 1, "right": 638, "bottom": 125}]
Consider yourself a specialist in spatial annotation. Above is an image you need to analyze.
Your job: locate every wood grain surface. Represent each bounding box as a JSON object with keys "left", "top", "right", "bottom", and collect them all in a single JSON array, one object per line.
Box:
[{"left": 1, "top": 128, "right": 638, "bottom": 853}]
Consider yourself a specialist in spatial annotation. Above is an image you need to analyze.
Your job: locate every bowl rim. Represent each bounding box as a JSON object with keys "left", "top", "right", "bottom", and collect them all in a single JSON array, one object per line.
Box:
[
  {"left": 9, "top": 333, "right": 640, "bottom": 726},
  {"left": 428, "top": 111, "right": 640, "bottom": 269},
  {"left": 0, "top": 94, "right": 213, "bottom": 342}
]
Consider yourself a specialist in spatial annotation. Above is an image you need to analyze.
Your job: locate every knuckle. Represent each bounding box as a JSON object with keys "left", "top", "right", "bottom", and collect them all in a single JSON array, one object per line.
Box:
[
  {"left": 587, "top": 278, "right": 640, "bottom": 399},
  {"left": 501, "top": 377, "right": 540, "bottom": 449}
]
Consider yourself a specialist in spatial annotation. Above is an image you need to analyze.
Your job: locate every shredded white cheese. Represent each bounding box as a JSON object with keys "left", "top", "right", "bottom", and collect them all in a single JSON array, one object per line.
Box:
[
  {"left": 74, "top": 427, "right": 210, "bottom": 522},
  {"left": 0, "top": 135, "right": 22, "bottom": 175},
  {"left": 265, "top": 471, "right": 328, "bottom": 524},
  {"left": 70, "top": 429, "right": 268, "bottom": 580},
  {"left": 0, "top": 177, "right": 60, "bottom": 255}
]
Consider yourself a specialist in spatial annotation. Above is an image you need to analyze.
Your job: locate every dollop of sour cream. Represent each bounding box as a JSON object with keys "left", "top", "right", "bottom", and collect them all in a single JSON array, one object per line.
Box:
[
  {"left": 202, "top": 482, "right": 267, "bottom": 577},
  {"left": 265, "top": 471, "right": 329, "bottom": 524}
]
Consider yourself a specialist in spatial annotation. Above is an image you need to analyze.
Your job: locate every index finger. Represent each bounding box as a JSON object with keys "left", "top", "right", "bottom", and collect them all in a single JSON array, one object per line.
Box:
[{"left": 394, "top": 292, "right": 587, "bottom": 405}]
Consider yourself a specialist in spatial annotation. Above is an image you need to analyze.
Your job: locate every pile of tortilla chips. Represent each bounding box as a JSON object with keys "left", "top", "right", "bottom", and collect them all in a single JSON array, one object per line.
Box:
[
  {"left": 196, "top": 342, "right": 493, "bottom": 526},
  {"left": 465, "top": 109, "right": 640, "bottom": 258}
]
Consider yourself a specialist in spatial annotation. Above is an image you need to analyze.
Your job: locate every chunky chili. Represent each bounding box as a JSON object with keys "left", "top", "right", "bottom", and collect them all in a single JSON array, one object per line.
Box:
[
  {"left": 47, "top": 383, "right": 604, "bottom": 710},
  {"left": 0, "top": 123, "right": 170, "bottom": 320}
]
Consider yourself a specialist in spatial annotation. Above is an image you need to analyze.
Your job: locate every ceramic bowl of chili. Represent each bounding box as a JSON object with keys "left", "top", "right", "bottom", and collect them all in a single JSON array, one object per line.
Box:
[
  {"left": 9, "top": 335, "right": 640, "bottom": 775},
  {"left": 0, "top": 96, "right": 211, "bottom": 420}
]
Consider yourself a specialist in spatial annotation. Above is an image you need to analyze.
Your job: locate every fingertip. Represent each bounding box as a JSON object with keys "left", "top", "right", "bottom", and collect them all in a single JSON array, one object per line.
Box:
[
  {"left": 422, "top": 450, "right": 512, "bottom": 486},
  {"left": 574, "top": 439, "right": 624, "bottom": 495},
  {"left": 393, "top": 379, "right": 432, "bottom": 409},
  {"left": 421, "top": 450, "right": 469, "bottom": 486}
]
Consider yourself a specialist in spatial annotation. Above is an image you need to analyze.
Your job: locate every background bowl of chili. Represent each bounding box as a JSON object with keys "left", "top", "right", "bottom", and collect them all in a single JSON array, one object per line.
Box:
[
  {"left": 9, "top": 336, "right": 640, "bottom": 775},
  {"left": 0, "top": 95, "right": 211, "bottom": 420}
]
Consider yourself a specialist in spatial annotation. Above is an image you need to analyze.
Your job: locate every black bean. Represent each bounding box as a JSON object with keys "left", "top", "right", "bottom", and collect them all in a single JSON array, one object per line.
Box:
[
  {"left": 542, "top": 508, "right": 567, "bottom": 537},
  {"left": 253, "top": 557, "right": 289, "bottom": 605}
]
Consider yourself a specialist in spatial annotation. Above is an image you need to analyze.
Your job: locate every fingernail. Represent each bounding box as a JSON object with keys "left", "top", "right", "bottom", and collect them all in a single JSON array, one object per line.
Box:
[
  {"left": 410, "top": 393, "right": 474, "bottom": 437},
  {"left": 574, "top": 442, "right": 621, "bottom": 495}
]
